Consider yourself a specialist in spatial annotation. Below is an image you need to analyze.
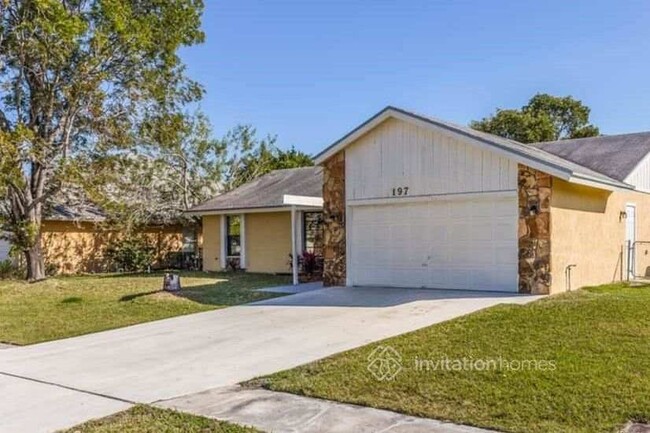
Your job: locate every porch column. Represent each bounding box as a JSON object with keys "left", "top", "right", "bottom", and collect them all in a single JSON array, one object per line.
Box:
[{"left": 291, "top": 205, "right": 299, "bottom": 285}]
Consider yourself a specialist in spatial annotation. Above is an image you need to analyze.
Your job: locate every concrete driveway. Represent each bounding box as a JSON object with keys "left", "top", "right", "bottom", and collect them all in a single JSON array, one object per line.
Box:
[{"left": 0, "top": 286, "right": 541, "bottom": 432}]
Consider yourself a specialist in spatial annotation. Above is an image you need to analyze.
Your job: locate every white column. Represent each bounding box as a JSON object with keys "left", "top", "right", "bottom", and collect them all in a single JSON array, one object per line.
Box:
[
  {"left": 291, "top": 206, "right": 299, "bottom": 285},
  {"left": 220, "top": 215, "right": 227, "bottom": 270},
  {"left": 240, "top": 214, "right": 246, "bottom": 269},
  {"left": 296, "top": 210, "right": 304, "bottom": 255}
]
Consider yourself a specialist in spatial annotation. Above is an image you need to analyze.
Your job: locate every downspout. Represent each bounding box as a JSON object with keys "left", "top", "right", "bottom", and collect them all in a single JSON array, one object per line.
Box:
[{"left": 565, "top": 264, "right": 577, "bottom": 292}]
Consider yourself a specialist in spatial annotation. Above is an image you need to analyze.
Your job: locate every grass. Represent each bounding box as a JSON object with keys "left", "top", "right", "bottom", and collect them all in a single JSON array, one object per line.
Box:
[
  {"left": 251, "top": 283, "right": 650, "bottom": 433},
  {"left": 0, "top": 271, "right": 290, "bottom": 345},
  {"left": 61, "top": 405, "right": 262, "bottom": 433}
]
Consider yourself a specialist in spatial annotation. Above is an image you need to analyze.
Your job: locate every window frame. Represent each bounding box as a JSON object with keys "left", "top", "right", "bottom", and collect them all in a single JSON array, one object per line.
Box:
[{"left": 226, "top": 215, "right": 241, "bottom": 257}]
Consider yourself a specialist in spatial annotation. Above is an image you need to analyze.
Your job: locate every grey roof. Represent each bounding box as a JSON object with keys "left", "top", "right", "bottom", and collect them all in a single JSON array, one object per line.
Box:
[
  {"left": 46, "top": 203, "right": 106, "bottom": 222},
  {"left": 188, "top": 167, "right": 322, "bottom": 213},
  {"left": 532, "top": 132, "right": 650, "bottom": 181},
  {"left": 316, "top": 106, "right": 635, "bottom": 190},
  {"left": 44, "top": 190, "right": 107, "bottom": 222}
]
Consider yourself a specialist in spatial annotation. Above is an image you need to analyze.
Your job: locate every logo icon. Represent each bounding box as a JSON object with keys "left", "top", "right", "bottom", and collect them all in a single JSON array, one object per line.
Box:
[{"left": 367, "top": 345, "right": 402, "bottom": 381}]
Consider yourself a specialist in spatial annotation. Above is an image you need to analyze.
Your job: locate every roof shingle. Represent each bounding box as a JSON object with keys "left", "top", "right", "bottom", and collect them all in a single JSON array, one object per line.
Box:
[
  {"left": 188, "top": 167, "right": 322, "bottom": 213},
  {"left": 532, "top": 132, "right": 650, "bottom": 181}
]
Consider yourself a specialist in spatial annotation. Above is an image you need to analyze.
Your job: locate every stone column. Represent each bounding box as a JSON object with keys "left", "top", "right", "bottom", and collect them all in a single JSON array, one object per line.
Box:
[
  {"left": 518, "top": 164, "right": 552, "bottom": 294},
  {"left": 322, "top": 151, "right": 346, "bottom": 286}
]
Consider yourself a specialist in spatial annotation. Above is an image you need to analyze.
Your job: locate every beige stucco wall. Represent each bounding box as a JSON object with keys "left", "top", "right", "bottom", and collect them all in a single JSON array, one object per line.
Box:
[
  {"left": 246, "top": 212, "right": 292, "bottom": 273},
  {"left": 550, "top": 179, "right": 650, "bottom": 293},
  {"left": 41, "top": 221, "right": 184, "bottom": 274},
  {"left": 201, "top": 215, "right": 222, "bottom": 271}
]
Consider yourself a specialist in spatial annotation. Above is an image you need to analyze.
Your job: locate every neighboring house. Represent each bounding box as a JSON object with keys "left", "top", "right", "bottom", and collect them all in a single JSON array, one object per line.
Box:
[
  {"left": 316, "top": 106, "right": 650, "bottom": 294},
  {"left": 40, "top": 202, "right": 191, "bottom": 274},
  {"left": 187, "top": 167, "right": 323, "bottom": 276}
]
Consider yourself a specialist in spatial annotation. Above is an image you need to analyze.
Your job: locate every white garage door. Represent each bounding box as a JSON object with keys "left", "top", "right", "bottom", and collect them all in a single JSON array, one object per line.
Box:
[{"left": 349, "top": 195, "right": 518, "bottom": 291}]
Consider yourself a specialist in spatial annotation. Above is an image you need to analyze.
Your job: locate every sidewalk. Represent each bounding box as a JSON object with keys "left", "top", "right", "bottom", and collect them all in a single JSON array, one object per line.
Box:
[{"left": 157, "top": 385, "right": 498, "bottom": 433}]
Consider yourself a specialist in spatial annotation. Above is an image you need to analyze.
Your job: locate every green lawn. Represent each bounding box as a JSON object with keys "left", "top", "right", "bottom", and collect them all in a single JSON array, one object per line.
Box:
[
  {"left": 252, "top": 284, "right": 650, "bottom": 433},
  {"left": 0, "top": 271, "right": 290, "bottom": 345},
  {"left": 61, "top": 405, "right": 262, "bottom": 433}
]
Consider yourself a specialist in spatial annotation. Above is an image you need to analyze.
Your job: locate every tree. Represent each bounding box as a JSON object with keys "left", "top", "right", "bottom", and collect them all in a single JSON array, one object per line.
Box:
[
  {"left": 85, "top": 121, "right": 311, "bottom": 231},
  {"left": 217, "top": 124, "right": 313, "bottom": 191},
  {"left": 470, "top": 93, "right": 600, "bottom": 143},
  {"left": 105, "top": 110, "right": 224, "bottom": 228},
  {"left": 0, "top": 0, "right": 205, "bottom": 281}
]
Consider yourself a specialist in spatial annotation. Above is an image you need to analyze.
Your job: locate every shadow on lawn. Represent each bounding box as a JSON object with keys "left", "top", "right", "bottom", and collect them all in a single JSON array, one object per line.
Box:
[
  {"left": 96, "top": 271, "right": 220, "bottom": 280},
  {"left": 119, "top": 290, "right": 162, "bottom": 302}
]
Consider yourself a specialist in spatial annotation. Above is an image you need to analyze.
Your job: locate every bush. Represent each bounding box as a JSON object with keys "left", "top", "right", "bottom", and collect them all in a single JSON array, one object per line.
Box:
[
  {"left": 105, "top": 238, "right": 155, "bottom": 272},
  {"left": 288, "top": 251, "right": 324, "bottom": 279},
  {"left": 300, "top": 251, "right": 323, "bottom": 277},
  {"left": 0, "top": 259, "right": 24, "bottom": 279}
]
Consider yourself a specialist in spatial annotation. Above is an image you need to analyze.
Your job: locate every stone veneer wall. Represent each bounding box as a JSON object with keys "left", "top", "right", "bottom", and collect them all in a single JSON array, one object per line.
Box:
[
  {"left": 322, "top": 151, "right": 346, "bottom": 286},
  {"left": 518, "top": 164, "right": 552, "bottom": 294}
]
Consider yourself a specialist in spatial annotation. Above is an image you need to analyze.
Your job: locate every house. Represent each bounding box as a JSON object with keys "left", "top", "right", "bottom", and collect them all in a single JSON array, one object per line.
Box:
[
  {"left": 40, "top": 202, "right": 192, "bottom": 274},
  {"left": 2, "top": 198, "right": 193, "bottom": 274},
  {"left": 316, "top": 106, "right": 650, "bottom": 294},
  {"left": 188, "top": 167, "right": 324, "bottom": 280}
]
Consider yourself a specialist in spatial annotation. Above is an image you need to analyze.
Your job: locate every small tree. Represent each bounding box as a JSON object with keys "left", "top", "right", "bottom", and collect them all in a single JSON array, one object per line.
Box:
[{"left": 0, "top": 0, "right": 205, "bottom": 280}]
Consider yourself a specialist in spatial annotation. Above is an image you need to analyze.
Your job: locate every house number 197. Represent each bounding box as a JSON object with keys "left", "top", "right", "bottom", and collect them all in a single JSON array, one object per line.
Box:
[{"left": 392, "top": 186, "right": 409, "bottom": 196}]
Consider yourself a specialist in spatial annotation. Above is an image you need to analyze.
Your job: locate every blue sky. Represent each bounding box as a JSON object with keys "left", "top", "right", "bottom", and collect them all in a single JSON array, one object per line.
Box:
[{"left": 180, "top": 0, "right": 650, "bottom": 156}]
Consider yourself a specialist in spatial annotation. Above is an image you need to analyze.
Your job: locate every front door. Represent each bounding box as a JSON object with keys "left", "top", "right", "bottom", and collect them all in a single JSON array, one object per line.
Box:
[{"left": 626, "top": 204, "right": 636, "bottom": 279}]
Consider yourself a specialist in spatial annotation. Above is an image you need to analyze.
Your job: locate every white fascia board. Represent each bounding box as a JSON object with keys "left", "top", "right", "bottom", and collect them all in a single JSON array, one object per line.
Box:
[
  {"left": 388, "top": 110, "right": 572, "bottom": 180},
  {"left": 187, "top": 206, "right": 320, "bottom": 216},
  {"left": 314, "top": 108, "right": 572, "bottom": 181},
  {"left": 315, "top": 106, "right": 639, "bottom": 194},
  {"left": 567, "top": 174, "right": 633, "bottom": 192},
  {"left": 283, "top": 194, "right": 324, "bottom": 207}
]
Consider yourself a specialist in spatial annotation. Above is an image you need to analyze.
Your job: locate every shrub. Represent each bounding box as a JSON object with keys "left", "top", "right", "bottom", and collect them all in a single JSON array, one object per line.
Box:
[
  {"left": 300, "top": 251, "right": 323, "bottom": 276},
  {"left": 288, "top": 251, "right": 324, "bottom": 278},
  {"left": 0, "top": 260, "right": 14, "bottom": 279},
  {"left": 105, "top": 238, "right": 155, "bottom": 272},
  {"left": 0, "top": 259, "right": 24, "bottom": 279}
]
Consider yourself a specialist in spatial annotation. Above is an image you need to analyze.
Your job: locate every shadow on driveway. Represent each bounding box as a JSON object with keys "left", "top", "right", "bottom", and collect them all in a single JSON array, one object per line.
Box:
[{"left": 247, "top": 286, "right": 540, "bottom": 308}]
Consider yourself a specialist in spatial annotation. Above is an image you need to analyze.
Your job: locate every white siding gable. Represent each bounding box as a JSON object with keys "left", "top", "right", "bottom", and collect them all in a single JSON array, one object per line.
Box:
[
  {"left": 625, "top": 151, "right": 650, "bottom": 193},
  {"left": 345, "top": 118, "right": 518, "bottom": 201}
]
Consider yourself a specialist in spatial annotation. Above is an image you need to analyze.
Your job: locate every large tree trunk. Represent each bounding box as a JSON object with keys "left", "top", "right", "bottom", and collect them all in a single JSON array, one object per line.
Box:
[{"left": 24, "top": 234, "right": 46, "bottom": 282}]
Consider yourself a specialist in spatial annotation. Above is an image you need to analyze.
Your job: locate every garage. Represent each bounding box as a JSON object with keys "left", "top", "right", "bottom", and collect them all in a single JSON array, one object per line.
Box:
[
  {"left": 348, "top": 195, "right": 518, "bottom": 291},
  {"left": 316, "top": 106, "right": 641, "bottom": 294}
]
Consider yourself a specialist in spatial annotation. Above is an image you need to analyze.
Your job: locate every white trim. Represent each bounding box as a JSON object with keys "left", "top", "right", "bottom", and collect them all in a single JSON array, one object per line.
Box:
[
  {"left": 187, "top": 206, "right": 320, "bottom": 216},
  {"left": 240, "top": 214, "right": 246, "bottom": 269},
  {"left": 283, "top": 194, "right": 324, "bottom": 207},
  {"left": 219, "top": 215, "right": 227, "bottom": 269},
  {"left": 314, "top": 107, "right": 638, "bottom": 193},
  {"left": 568, "top": 174, "right": 631, "bottom": 192},
  {"left": 296, "top": 210, "right": 304, "bottom": 255},
  {"left": 347, "top": 190, "right": 517, "bottom": 207},
  {"left": 291, "top": 206, "right": 299, "bottom": 285},
  {"left": 345, "top": 204, "right": 352, "bottom": 287}
]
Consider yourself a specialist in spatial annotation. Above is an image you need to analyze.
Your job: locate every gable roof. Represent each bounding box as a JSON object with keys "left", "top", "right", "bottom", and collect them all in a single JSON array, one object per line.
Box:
[
  {"left": 187, "top": 167, "right": 322, "bottom": 214},
  {"left": 314, "top": 106, "right": 635, "bottom": 192},
  {"left": 532, "top": 132, "right": 650, "bottom": 182}
]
